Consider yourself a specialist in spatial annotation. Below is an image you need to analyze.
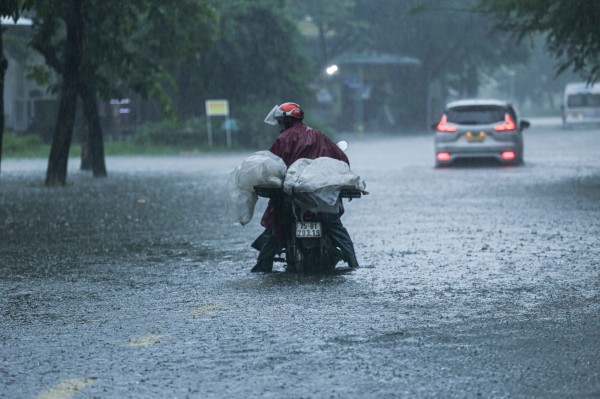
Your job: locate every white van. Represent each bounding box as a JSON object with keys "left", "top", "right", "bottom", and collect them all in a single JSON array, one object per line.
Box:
[{"left": 562, "top": 82, "right": 600, "bottom": 127}]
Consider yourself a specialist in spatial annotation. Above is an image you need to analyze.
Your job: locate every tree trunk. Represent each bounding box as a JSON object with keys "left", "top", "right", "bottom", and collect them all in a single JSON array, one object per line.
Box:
[
  {"left": 463, "top": 63, "right": 479, "bottom": 98},
  {"left": 79, "top": 83, "right": 106, "bottom": 177},
  {"left": 0, "top": 27, "right": 6, "bottom": 176},
  {"left": 317, "top": 21, "right": 328, "bottom": 70},
  {"left": 80, "top": 124, "right": 91, "bottom": 170},
  {"left": 547, "top": 89, "right": 555, "bottom": 109},
  {"left": 45, "top": 0, "right": 84, "bottom": 186}
]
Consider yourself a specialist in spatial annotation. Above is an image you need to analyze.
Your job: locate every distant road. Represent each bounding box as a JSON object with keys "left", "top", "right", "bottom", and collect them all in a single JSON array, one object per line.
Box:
[
  {"left": 525, "top": 116, "right": 563, "bottom": 127},
  {"left": 2, "top": 121, "right": 600, "bottom": 398}
]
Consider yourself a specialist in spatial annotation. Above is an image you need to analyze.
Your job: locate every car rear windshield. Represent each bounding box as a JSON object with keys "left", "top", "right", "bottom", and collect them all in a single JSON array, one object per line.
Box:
[
  {"left": 446, "top": 105, "right": 505, "bottom": 124},
  {"left": 567, "top": 93, "right": 600, "bottom": 107}
]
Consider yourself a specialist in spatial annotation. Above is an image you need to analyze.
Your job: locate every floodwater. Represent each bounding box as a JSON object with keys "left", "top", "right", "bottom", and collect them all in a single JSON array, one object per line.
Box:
[{"left": 1, "top": 119, "right": 599, "bottom": 398}]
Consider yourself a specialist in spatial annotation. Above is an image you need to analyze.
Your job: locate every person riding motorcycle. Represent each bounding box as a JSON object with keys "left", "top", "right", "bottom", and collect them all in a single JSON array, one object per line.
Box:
[{"left": 251, "top": 102, "right": 359, "bottom": 272}]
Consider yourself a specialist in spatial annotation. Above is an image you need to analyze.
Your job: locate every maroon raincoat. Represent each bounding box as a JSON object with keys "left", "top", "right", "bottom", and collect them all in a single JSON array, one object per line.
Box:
[{"left": 260, "top": 123, "right": 349, "bottom": 228}]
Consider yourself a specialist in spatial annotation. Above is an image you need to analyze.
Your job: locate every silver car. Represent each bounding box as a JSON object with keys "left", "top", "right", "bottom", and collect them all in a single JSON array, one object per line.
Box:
[{"left": 433, "top": 99, "right": 530, "bottom": 167}]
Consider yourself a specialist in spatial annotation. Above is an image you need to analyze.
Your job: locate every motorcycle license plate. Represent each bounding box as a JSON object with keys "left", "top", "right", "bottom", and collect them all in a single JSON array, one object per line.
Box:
[{"left": 296, "top": 222, "right": 322, "bottom": 238}]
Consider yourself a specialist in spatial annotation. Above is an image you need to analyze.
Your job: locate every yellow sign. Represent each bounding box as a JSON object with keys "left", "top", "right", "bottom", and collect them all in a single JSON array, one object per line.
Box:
[{"left": 205, "top": 99, "right": 229, "bottom": 116}]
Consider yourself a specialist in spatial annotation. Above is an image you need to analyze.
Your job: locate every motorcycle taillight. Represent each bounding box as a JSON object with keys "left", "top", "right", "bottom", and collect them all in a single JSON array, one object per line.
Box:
[{"left": 303, "top": 210, "right": 315, "bottom": 217}]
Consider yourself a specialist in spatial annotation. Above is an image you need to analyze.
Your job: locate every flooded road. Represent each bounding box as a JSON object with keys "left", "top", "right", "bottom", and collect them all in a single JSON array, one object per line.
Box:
[{"left": 1, "top": 121, "right": 599, "bottom": 398}]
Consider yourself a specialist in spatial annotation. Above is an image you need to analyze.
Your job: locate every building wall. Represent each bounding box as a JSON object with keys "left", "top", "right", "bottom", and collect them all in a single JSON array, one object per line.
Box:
[{"left": 4, "top": 51, "right": 60, "bottom": 135}]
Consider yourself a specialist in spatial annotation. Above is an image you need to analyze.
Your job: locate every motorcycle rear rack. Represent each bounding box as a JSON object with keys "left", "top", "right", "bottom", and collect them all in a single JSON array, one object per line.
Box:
[
  {"left": 254, "top": 185, "right": 282, "bottom": 198},
  {"left": 254, "top": 184, "right": 365, "bottom": 199}
]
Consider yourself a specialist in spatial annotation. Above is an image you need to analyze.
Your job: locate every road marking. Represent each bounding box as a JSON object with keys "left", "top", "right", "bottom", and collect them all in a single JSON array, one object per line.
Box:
[
  {"left": 190, "top": 303, "right": 224, "bottom": 316},
  {"left": 35, "top": 378, "right": 96, "bottom": 399},
  {"left": 126, "top": 333, "right": 166, "bottom": 347}
]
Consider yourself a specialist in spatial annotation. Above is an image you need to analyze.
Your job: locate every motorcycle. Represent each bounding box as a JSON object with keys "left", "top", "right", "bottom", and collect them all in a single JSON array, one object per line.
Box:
[{"left": 253, "top": 184, "right": 364, "bottom": 274}]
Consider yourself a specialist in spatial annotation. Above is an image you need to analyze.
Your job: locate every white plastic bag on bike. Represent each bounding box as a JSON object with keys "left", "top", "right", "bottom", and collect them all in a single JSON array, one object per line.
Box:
[
  {"left": 283, "top": 157, "right": 366, "bottom": 213},
  {"left": 227, "top": 151, "right": 286, "bottom": 225}
]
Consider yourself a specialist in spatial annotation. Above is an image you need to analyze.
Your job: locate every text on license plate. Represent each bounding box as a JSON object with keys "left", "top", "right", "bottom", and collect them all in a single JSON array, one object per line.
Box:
[
  {"left": 296, "top": 222, "right": 322, "bottom": 238},
  {"left": 466, "top": 132, "right": 485, "bottom": 142}
]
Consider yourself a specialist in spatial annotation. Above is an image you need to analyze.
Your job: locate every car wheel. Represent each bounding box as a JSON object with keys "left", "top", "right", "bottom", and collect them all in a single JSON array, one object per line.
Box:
[{"left": 512, "top": 150, "right": 524, "bottom": 166}]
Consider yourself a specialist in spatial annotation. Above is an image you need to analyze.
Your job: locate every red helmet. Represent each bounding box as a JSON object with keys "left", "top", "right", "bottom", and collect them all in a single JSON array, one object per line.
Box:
[{"left": 264, "top": 102, "right": 304, "bottom": 125}]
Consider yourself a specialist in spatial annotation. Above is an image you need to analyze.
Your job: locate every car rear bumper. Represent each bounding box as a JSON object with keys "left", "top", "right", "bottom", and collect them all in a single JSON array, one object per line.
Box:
[
  {"left": 435, "top": 140, "right": 520, "bottom": 163},
  {"left": 563, "top": 116, "right": 600, "bottom": 125}
]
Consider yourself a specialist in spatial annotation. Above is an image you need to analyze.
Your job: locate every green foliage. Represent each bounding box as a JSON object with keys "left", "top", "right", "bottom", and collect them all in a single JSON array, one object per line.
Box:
[
  {"left": 129, "top": 106, "right": 337, "bottom": 151},
  {"left": 408, "top": 4, "right": 428, "bottom": 15},
  {"left": 5, "top": 110, "right": 344, "bottom": 156},
  {"left": 196, "top": 0, "right": 311, "bottom": 107},
  {"left": 0, "top": 1, "right": 20, "bottom": 18},
  {"left": 286, "top": 0, "right": 370, "bottom": 70},
  {"left": 479, "top": 0, "right": 600, "bottom": 83},
  {"left": 2, "top": 133, "right": 48, "bottom": 157},
  {"left": 131, "top": 104, "right": 281, "bottom": 150},
  {"left": 232, "top": 101, "right": 280, "bottom": 149},
  {"left": 132, "top": 118, "right": 205, "bottom": 147},
  {"left": 354, "top": 0, "right": 528, "bottom": 95},
  {"left": 496, "top": 35, "right": 578, "bottom": 108},
  {"left": 29, "top": 0, "right": 218, "bottom": 114},
  {"left": 21, "top": 0, "right": 311, "bottom": 145}
]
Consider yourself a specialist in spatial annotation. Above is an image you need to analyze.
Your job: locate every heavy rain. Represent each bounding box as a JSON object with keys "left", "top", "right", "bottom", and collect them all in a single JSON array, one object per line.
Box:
[{"left": 1, "top": 1, "right": 600, "bottom": 398}]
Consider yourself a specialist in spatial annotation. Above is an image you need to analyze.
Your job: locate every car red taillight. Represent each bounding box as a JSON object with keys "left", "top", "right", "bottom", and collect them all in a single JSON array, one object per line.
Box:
[
  {"left": 437, "top": 152, "right": 451, "bottom": 161},
  {"left": 436, "top": 114, "right": 457, "bottom": 132},
  {"left": 494, "top": 113, "right": 516, "bottom": 131},
  {"left": 501, "top": 151, "right": 516, "bottom": 160}
]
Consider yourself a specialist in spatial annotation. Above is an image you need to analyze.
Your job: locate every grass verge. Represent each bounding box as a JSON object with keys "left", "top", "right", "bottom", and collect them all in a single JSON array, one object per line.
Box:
[{"left": 2, "top": 134, "right": 247, "bottom": 158}]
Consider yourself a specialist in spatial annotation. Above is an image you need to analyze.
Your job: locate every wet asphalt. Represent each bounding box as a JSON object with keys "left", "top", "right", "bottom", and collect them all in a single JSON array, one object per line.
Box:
[{"left": 1, "top": 119, "right": 599, "bottom": 398}]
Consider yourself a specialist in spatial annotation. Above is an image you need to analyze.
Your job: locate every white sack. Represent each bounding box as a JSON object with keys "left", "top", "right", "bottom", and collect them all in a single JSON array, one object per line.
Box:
[
  {"left": 283, "top": 157, "right": 366, "bottom": 213},
  {"left": 227, "top": 151, "right": 286, "bottom": 225}
]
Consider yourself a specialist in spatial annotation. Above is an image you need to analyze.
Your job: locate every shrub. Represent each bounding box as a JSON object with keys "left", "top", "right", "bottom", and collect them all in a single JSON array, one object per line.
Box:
[
  {"left": 2, "top": 133, "right": 47, "bottom": 156},
  {"left": 132, "top": 120, "right": 175, "bottom": 146},
  {"left": 128, "top": 102, "right": 340, "bottom": 151},
  {"left": 132, "top": 119, "right": 204, "bottom": 147},
  {"left": 233, "top": 101, "right": 280, "bottom": 150}
]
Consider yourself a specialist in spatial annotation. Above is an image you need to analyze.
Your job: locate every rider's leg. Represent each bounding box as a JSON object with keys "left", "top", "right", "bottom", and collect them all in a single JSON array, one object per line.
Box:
[
  {"left": 251, "top": 227, "right": 276, "bottom": 272},
  {"left": 323, "top": 213, "right": 359, "bottom": 268}
]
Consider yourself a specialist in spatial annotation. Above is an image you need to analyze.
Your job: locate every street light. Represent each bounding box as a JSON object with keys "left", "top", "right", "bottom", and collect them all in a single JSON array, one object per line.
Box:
[{"left": 326, "top": 64, "right": 339, "bottom": 76}]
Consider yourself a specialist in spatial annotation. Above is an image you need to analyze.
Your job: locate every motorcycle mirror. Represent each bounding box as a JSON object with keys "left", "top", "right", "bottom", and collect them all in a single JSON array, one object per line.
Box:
[{"left": 336, "top": 140, "right": 348, "bottom": 151}]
